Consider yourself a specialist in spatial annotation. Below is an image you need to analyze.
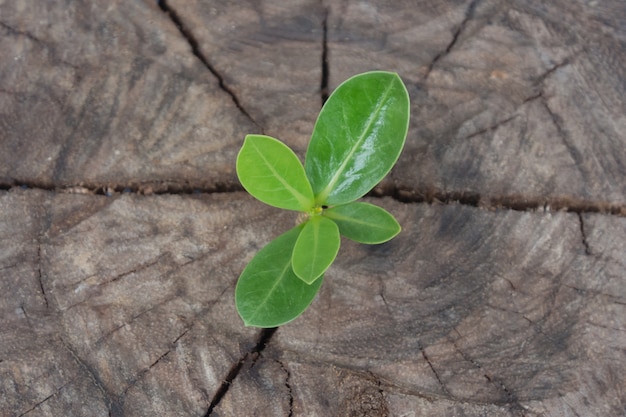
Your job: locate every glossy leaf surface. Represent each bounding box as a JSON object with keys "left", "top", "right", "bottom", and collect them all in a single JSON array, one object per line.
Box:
[
  {"left": 292, "top": 216, "right": 340, "bottom": 284},
  {"left": 237, "top": 134, "right": 314, "bottom": 211},
  {"left": 235, "top": 226, "right": 323, "bottom": 327},
  {"left": 323, "top": 202, "right": 401, "bottom": 244},
  {"left": 305, "top": 71, "right": 410, "bottom": 205}
]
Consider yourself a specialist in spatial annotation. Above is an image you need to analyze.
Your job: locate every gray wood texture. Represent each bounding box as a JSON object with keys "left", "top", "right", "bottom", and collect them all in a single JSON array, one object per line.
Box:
[{"left": 1, "top": 0, "right": 624, "bottom": 416}]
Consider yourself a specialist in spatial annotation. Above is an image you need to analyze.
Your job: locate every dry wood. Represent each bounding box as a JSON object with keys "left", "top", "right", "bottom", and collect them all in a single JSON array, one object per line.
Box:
[
  {"left": 324, "top": 0, "right": 626, "bottom": 207},
  {"left": 3, "top": 190, "right": 623, "bottom": 415},
  {"left": 165, "top": 0, "right": 326, "bottom": 151},
  {"left": 0, "top": 1, "right": 255, "bottom": 191},
  {"left": 0, "top": 0, "right": 624, "bottom": 416}
]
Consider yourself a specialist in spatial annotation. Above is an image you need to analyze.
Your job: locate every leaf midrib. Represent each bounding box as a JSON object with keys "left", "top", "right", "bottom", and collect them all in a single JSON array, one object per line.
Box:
[
  {"left": 302, "top": 218, "right": 320, "bottom": 282},
  {"left": 250, "top": 139, "right": 312, "bottom": 210},
  {"left": 316, "top": 80, "right": 395, "bottom": 204},
  {"left": 246, "top": 259, "right": 292, "bottom": 325},
  {"left": 325, "top": 211, "right": 395, "bottom": 231}
]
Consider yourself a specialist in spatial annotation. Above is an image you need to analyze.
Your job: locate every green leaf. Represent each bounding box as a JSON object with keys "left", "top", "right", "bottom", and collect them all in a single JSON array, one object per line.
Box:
[
  {"left": 305, "top": 71, "right": 410, "bottom": 206},
  {"left": 323, "top": 202, "right": 401, "bottom": 244},
  {"left": 237, "top": 134, "right": 315, "bottom": 211},
  {"left": 292, "top": 216, "right": 340, "bottom": 284},
  {"left": 235, "top": 226, "right": 324, "bottom": 327}
]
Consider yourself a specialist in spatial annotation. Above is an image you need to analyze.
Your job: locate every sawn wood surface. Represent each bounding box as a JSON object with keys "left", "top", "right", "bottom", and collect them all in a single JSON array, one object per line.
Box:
[{"left": 1, "top": 1, "right": 624, "bottom": 416}]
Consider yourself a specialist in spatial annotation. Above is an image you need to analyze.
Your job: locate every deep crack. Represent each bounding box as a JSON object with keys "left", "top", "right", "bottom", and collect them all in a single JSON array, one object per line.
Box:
[
  {"left": 4, "top": 180, "right": 625, "bottom": 217},
  {"left": 320, "top": 7, "right": 329, "bottom": 105},
  {"left": 377, "top": 186, "right": 626, "bottom": 217},
  {"left": 157, "top": 0, "right": 260, "bottom": 129},
  {"left": 0, "top": 180, "right": 244, "bottom": 196},
  {"left": 204, "top": 327, "right": 277, "bottom": 416},
  {"left": 424, "top": 0, "right": 482, "bottom": 79}
]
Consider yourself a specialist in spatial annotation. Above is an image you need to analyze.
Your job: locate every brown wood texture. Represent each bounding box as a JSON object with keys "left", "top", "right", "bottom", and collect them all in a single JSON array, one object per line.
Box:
[{"left": 1, "top": 0, "right": 624, "bottom": 416}]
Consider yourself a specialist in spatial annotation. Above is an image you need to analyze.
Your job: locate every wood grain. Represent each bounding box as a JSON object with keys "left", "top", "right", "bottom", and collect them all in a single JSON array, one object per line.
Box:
[
  {"left": 0, "top": 0, "right": 255, "bottom": 191},
  {"left": 0, "top": 0, "right": 624, "bottom": 416},
  {"left": 325, "top": 0, "right": 626, "bottom": 207},
  {"left": 165, "top": 0, "right": 326, "bottom": 151}
]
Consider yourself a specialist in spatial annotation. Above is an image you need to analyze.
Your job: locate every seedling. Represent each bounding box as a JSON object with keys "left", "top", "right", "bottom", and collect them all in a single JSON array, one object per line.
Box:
[{"left": 235, "top": 71, "right": 410, "bottom": 327}]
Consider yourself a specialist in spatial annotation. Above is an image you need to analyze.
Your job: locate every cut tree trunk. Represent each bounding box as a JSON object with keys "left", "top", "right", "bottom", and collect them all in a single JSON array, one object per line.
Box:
[{"left": 0, "top": 0, "right": 624, "bottom": 416}]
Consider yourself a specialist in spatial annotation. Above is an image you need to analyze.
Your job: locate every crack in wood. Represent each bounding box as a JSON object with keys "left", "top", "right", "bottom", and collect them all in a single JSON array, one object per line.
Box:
[
  {"left": 157, "top": 0, "right": 261, "bottom": 130},
  {"left": 0, "top": 21, "right": 43, "bottom": 45},
  {"left": 540, "top": 95, "right": 591, "bottom": 187},
  {"left": 1, "top": 21, "right": 80, "bottom": 72},
  {"left": 383, "top": 186, "right": 626, "bottom": 217},
  {"left": 563, "top": 284, "right": 625, "bottom": 305},
  {"left": 36, "top": 242, "right": 49, "bottom": 309},
  {"left": 418, "top": 343, "right": 452, "bottom": 398},
  {"left": 276, "top": 359, "right": 294, "bottom": 417},
  {"left": 424, "top": 0, "right": 482, "bottom": 80},
  {"left": 0, "top": 180, "right": 244, "bottom": 196},
  {"left": 18, "top": 304, "right": 34, "bottom": 331},
  {"left": 4, "top": 180, "right": 625, "bottom": 217},
  {"left": 61, "top": 252, "right": 166, "bottom": 300},
  {"left": 98, "top": 255, "right": 166, "bottom": 287},
  {"left": 204, "top": 327, "right": 277, "bottom": 416},
  {"left": 17, "top": 393, "right": 54, "bottom": 417},
  {"left": 147, "top": 350, "right": 171, "bottom": 373},
  {"left": 462, "top": 115, "right": 519, "bottom": 140},
  {"left": 145, "top": 328, "right": 190, "bottom": 377},
  {"left": 92, "top": 302, "right": 165, "bottom": 345},
  {"left": 532, "top": 58, "right": 573, "bottom": 86},
  {"left": 61, "top": 338, "right": 123, "bottom": 417},
  {"left": 320, "top": 6, "right": 329, "bottom": 106},
  {"left": 119, "top": 343, "right": 180, "bottom": 401},
  {"left": 0, "top": 262, "right": 19, "bottom": 271},
  {"left": 449, "top": 334, "right": 527, "bottom": 415},
  {"left": 16, "top": 380, "right": 73, "bottom": 417},
  {"left": 4, "top": 170, "right": 626, "bottom": 220},
  {"left": 522, "top": 91, "right": 543, "bottom": 104},
  {"left": 576, "top": 213, "right": 592, "bottom": 256},
  {"left": 120, "top": 344, "right": 178, "bottom": 398}
]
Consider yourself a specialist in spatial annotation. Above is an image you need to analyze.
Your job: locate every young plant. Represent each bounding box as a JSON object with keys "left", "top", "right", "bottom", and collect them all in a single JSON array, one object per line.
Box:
[{"left": 235, "top": 71, "right": 410, "bottom": 327}]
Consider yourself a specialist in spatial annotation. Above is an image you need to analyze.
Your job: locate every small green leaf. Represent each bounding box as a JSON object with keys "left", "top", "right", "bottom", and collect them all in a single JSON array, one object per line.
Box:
[
  {"left": 305, "top": 71, "right": 410, "bottom": 206},
  {"left": 237, "top": 134, "right": 315, "bottom": 211},
  {"left": 235, "top": 226, "right": 323, "bottom": 327},
  {"left": 292, "top": 216, "right": 340, "bottom": 284},
  {"left": 323, "top": 202, "right": 401, "bottom": 244}
]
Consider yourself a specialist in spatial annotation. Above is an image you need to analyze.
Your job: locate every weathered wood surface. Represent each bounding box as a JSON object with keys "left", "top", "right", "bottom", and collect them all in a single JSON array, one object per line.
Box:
[{"left": 0, "top": 0, "right": 624, "bottom": 416}]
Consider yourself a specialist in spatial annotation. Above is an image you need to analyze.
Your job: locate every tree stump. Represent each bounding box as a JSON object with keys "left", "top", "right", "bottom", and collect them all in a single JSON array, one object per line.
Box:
[{"left": 1, "top": 0, "right": 624, "bottom": 416}]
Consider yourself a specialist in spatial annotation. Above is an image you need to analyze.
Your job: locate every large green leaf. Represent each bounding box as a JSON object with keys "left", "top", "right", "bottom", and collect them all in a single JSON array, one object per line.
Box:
[
  {"left": 292, "top": 216, "right": 340, "bottom": 284},
  {"left": 237, "top": 134, "right": 315, "bottom": 211},
  {"left": 235, "top": 226, "right": 324, "bottom": 327},
  {"left": 305, "top": 71, "right": 410, "bottom": 206},
  {"left": 323, "top": 202, "right": 401, "bottom": 244}
]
